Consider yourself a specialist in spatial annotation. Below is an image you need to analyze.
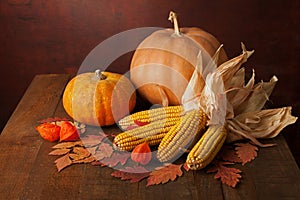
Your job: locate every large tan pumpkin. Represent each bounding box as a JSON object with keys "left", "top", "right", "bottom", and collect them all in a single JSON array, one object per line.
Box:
[
  {"left": 130, "top": 11, "right": 228, "bottom": 105},
  {"left": 63, "top": 70, "right": 136, "bottom": 126}
]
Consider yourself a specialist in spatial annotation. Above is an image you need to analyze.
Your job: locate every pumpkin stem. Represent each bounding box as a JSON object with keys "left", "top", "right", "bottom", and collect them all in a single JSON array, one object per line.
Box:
[
  {"left": 95, "top": 69, "right": 107, "bottom": 80},
  {"left": 168, "top": 11, "right": 181, "bottom": 36}
]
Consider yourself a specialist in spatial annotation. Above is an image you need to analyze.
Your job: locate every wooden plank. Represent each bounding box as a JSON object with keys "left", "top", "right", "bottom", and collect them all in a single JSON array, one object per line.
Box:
[
  {"left": 250, "top": 136, "right": 300, "bottom": 199},
  {"left": 222, "top": 136, "right": 300, "bottom": 199},
  {"left": 0, "top": 74, "right": 71, "bottom": 199},
  {"left": 1, "top": 74, "right": 300, "bottom": 199},
  {"left": 19, "top": 97, "right": 84, "bottom": 199},
  {"left": 19, "top": 97, "right": 140, "bottom": 199}
]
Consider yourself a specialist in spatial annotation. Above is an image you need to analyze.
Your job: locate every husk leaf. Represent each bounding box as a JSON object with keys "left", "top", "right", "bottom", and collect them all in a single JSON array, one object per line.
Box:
[
  {"left": 226, "top": 107, "right": 297, "bottom": 146},
  {"left": 181, "top": 42, "right": 297, "bottom": 146}
]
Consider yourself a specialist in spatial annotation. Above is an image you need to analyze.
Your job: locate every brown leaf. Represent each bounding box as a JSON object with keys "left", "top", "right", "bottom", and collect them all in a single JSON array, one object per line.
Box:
[
  {"left": 111, "top": 166, "right": 150, "bottom": 183},
  {"left": 49, "top": 148, "right": 71, "bottom": 156},
  {"left": 91, "top": 161, "right": 106, "bottom": 167},
  {"left": 69, "top": 147, "right": 91, "bottom": 161},
  {"left": 52, "top": 141, "right": 83, "bottom": 149},
  {"left": 81, "top": 135, "right": 103, "bottom": 147},
  {"left": 219, "top": 145, "right": 242, "bottom": 163},
  {"left": 100, "top": 152, "right": 131, "bottom": 167},
  {"left": 207, "top": 161, "right": 242, "bottom": 188},
  {"left": 86, "top": 146, "right": 98, "bottom": 156},
  {"left": 183, "top": 163, "right": 190, "bottom": 172},
  {"left": 119, "top": 166, "right": 150, "bottom": 173},
  {"left": 54, "top": 154, "right": 72, "bottom": 172},
  {"left": 93, "top": 143, "right": 113, "bottom": 160},
  {"left": 235, "top": 142, "right": 258, "bottom": 165},
  {"left": 72, "top": 155, "right": 95, "bottom": 164},
  {"left": 146, "top": 164, "right": 183, "bottom": 186}
]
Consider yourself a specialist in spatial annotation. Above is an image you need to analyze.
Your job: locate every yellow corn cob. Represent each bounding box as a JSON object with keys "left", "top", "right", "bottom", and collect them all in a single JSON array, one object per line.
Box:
[
  {"left": 156, "top": 109, "right": 207, "bottom": 163},
  {"left": 118, "top": 105, "right": 184, "bottom": 130},
  {"left": 114, "top": 117, "right": 179, "bottom": 151},
  {"left": 186, "top": 125, "right": 227, "bottom": 170}
]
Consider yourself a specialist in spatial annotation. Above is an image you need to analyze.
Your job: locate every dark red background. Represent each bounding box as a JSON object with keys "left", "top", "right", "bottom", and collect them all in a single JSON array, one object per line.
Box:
[{"left": 0, "top": 0, "right": 299, "bottom": 165}]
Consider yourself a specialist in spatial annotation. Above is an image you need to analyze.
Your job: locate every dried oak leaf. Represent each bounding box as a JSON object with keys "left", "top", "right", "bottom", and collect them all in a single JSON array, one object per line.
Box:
[
  {"left": 146, "top": 164, "right": 183, "bottom": 187},
  {"left": 235, "top": 142, "right": 258, "bottom": 165},
  {"left": 52, "top": 141, "right": 83, "bottom": 149},
  {"left": 86, "top": 146, "right": 98, "bottom": 156},
  {"left": 207, "top": 161, "right": 242, "bottom": 188},
  {"left": 183, "top": 163, "right": 190, "bottom": 172},
  {"left": 100, "top": 152, "right": 131, "bottom": 167},
  {"left": 81, "top": 135, "right": 103, "bottom": 147},
  {"left": 49, "top": 148, "right": 71, "bottom": 156},
  {"left": 219, "top": 145, "right": 242, "bottom": 163},
  {"left": 55, "top": 154, "right": 72, "bottom": 172},
  {"left": 111, "top": 166, "right": 150, "bottom": 183},
  {"left": 69, "top": 147, "right": 91, "bottom": 161},
  {"left": 72, "top": 155, "right": 95, "bottom": 164},
  {"left": 93, "top": 143, "right": 113, "bottom": 160}
]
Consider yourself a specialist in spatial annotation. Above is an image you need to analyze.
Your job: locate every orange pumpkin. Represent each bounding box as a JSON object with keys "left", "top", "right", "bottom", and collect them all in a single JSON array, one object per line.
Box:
[
  {"left": 63, "top": 70, "right": 136, "bottom": 126},
  {"left": 130, "top": 11, "right": 228, "bottom": 105}
]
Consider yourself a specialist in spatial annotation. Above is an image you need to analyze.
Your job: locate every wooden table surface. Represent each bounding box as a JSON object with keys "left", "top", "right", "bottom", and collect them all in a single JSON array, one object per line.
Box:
[{"left": 0, "top": 74, "right": 299, "bottom": 200}]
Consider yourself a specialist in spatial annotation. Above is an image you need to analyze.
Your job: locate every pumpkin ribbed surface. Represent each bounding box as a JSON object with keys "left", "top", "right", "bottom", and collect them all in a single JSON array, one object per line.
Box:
[
  {"left": 130, "top": 13, "right": 227, "bottom": 106},
  {"left": 63, "top": 71, "right": 136, "bottom": 126}
]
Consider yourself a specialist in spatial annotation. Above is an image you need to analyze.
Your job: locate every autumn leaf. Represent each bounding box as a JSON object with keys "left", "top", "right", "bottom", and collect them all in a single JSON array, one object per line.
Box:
[
  {"left": 49, "top": 148, "right": 71, "bottom": 156},
  {"left": 100, "top": 152, "right": 131, "bottom": 167},
  {"left": 207, "top": 161, "right": 242, "bottom": 188},
  {"left": 86, "top": 146, "right": 98, "bottom": 156},
  {"left": 111, "top": 171, "right": 149, "bottom": 183},
  {"left": 81, "top": 135, "right": 103, "bottom": 147},
  {"left": 219, "top": 145, "right": 242, "bottom": 163},
  {"left": 69, "top": 147, "right": 91, "bottom": 161},
  {"left": 55, "top": 154, "right": 72, "bottom": 172},
  {"left": 93, "top": 143, "right": 113, "bottom": 160},
  {"left": 235, "top": 142, "right": 258, "bottom": 165},
  {"left": 52, "top": 141, "right": 83, "bottom": 149},
  {"left": 183, "top": 163, "right": 190, "bottom": 172},
  {"left": 91, "top": 161, "right": 106, "bottom": 167},
  {"left": 72, "top": 156, "right": 95, "bottom": 164},
  {"left": 120, "top": 166, "right": 150, "bottom": 173},
  {"left": 111, "top": 166, "right": 150, "bottom": 183},
  {"left": 146, "top": 164, "right": 183, "bottom": 187}
]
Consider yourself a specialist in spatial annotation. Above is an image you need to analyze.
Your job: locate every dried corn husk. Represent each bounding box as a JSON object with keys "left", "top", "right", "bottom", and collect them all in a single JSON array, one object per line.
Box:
[
  {"left": 182, "top": 45, "right": 227, "bottom": 125},
  {"left": 226, "top": 107, "right": 297, "bottom": 146},
  {"left": 181, "top": 42, "right": 297, "bottom": 146}
]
